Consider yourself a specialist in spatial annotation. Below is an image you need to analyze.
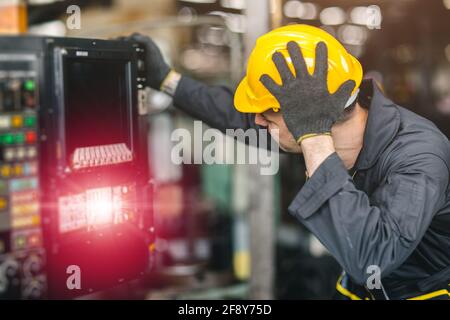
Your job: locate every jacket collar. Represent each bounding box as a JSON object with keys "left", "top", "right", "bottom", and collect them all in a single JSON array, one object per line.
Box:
[{"left": 354, "top": 79, "right": 401, "bottom": 170}]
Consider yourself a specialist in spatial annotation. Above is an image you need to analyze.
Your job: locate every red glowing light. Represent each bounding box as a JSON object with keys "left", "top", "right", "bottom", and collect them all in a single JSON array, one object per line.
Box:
[
  {"left": 58, "top": 184, "right": 135, "bottom": 233},
  {"left": 86, "top": 187, "right": 115, "bottom": 227},
  {"left": 25, "top": 131, "right": 37, "bottom": 143}
]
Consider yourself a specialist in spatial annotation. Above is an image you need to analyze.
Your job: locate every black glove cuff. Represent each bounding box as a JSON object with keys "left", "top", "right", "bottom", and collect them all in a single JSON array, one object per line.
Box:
[{"left": 150, "top": 66, "right": 171, "bottom": 90}]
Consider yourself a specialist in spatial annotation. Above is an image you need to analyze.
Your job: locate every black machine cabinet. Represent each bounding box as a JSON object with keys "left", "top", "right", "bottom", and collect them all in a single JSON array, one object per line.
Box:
[{"left": 0, "top": 36, "right": 154, "bottom": 299}]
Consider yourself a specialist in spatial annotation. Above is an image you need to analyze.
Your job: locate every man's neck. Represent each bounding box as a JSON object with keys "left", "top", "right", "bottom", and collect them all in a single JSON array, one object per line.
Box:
[{"left": 331, "top": 104, "right": 368, "bottom": 170}]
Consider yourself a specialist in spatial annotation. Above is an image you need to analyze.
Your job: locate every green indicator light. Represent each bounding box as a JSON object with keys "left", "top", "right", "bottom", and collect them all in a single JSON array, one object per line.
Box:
[
  {"left": 14, "top": 133, "right": 25, "bottom": 144},
  {"left": 3, "top": 134, "right": 14, "bottom": 145},
  {"left": 24, "top": 116, "right": 36, "bottom": 127},
  {"left": 24, "top": 80, "right": 35, "bottom": 91}
]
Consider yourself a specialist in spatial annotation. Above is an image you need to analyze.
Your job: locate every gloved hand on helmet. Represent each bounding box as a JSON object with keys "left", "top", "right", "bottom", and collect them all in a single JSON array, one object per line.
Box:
[{"left": 260, "top": 41, "right": 356, "bottom": 144}]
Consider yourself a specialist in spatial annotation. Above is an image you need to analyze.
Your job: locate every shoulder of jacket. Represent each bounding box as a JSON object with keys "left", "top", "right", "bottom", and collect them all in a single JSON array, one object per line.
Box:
[{"left": 378, "top": 106, "right": 450, "bottom": 171}]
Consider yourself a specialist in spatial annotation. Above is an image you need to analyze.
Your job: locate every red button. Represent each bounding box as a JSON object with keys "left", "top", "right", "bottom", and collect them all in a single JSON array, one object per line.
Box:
[
  {"left": 25, "top": 131, "right": 37, "bottom": 144},
  {"left": 28, "top": 233, "right": 41, "bottom": 247}
]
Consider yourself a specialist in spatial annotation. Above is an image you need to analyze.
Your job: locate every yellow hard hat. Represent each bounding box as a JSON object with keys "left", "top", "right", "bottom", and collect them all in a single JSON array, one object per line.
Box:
[{"left": 234, "top": 24, "right": 363, "bottom": 113}]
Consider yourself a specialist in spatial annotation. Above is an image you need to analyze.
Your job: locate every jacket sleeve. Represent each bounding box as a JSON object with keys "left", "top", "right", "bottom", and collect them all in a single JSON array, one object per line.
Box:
[
  {"left": 288, "top": 152, "right": 449, "bottom": 285},
  {"left": 173, "top": 76, "right": 276, "bottom": 149}
]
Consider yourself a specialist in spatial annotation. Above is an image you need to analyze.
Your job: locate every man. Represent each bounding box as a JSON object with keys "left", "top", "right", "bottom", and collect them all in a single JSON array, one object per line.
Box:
[{"left": 127, "top": 24, "right": 450, "bottom": 300}]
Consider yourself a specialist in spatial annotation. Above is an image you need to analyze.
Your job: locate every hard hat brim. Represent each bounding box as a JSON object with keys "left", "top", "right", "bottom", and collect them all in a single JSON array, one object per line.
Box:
[
  {"left": 234, "top": 76, "right": 277, "bottom": 114},
  {"left": 235, "top": 77, "right": 261, "bottom": 113}
]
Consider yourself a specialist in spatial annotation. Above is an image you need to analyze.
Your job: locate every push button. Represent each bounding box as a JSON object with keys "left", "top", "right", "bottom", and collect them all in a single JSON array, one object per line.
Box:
[
  {"left": 15, "top": 235, "right": 26, "bottom": 250},
  {"left": 0, "top": 116, "right": 10, "bottom": 129},
  {"left": 22, "top": 80, "right": 37, "bottom": 109},
  {"left": 23, "top": 79, "right": 36, "bottom": 92},
  {"left": 3, "top": 148, "right": 15, "bottom": 161},
  {"left": 23, "top": 162, "right": 37, "bottom": 175},
  {"left": 25, "top": 131, "right": 37, "bottom": 144},
  {"left": 9, "top": 177, "right": 38, "bottom": 192},
  {"left": 0, "top": 197, "right": 7, "bottom": 210},
  {"left": 11, "top": 115, "right": 23, "bottom": 128},
  {"left": 26, "top": 146, "right": 37, "bottom": 159},
  {"left": 24, "top": 115, "right": 36, "bottom": 127},
  {"left": 1, "top": 165, "right": 11, "bottom": 178},
  {"left": 13, "top": 164, "right": 23, "bottom": 176},
  {"left": 14, "top": 132, "right": 25, "bottom": 144},
  {"left": 1, "top": 133, "right": 14, "bottom": 145},
  {"left": 28, "top": 233, "right": 41, "bottom": 247},
  {"left": 16, "top": 147, "right": 26, "bottom": 160}
]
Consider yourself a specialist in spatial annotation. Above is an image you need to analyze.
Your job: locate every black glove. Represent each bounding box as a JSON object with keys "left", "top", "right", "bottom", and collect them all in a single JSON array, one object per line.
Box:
[
  {"left": 260, "top": 41, "right": 355, "bottom": 144},
  {"left": 122, "top": 33, "right": 171, "bottom": 90}
]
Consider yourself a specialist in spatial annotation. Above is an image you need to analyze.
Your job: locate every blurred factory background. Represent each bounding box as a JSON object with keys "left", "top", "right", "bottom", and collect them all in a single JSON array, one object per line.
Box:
[{"left": 1, "top": 0, "right": 450, "bottom": 300}]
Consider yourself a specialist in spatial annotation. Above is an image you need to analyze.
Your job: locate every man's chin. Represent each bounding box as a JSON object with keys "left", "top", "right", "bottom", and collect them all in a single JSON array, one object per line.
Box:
[{"left": 268, "top": 130, "right": 302, "bottom": 153}]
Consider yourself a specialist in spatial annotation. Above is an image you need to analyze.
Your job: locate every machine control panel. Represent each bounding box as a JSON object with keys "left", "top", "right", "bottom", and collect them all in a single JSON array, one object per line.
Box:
[{"left": 0, "top": 54, "right": 45, "bottom": 299}]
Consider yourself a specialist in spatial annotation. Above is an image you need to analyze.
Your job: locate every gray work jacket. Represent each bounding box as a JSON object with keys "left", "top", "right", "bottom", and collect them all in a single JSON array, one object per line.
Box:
[{"left": 174, "top": 77, "right": 450, "bottom": 299}]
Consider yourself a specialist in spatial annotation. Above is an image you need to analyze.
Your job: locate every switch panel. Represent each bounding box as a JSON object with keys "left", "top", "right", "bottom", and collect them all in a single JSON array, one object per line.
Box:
[{"left": 0, "top": 54, "right": 44, "bottom": 299}]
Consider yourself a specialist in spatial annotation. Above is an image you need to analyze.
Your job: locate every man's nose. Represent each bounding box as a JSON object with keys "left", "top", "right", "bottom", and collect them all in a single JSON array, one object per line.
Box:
[{"left": 255, "top": 114, "right": 268, "bottom": 127}]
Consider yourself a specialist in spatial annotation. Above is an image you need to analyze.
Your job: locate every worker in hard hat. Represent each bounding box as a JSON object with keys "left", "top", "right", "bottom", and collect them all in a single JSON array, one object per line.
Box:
[{"left": 128, "top": 24, "right": 450, "bottom": 300}]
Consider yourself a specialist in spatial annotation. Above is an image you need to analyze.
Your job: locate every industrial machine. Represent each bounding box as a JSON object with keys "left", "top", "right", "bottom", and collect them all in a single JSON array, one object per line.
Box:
[{"left": 0, "top": 36, "right": 154, "bottom": 299}]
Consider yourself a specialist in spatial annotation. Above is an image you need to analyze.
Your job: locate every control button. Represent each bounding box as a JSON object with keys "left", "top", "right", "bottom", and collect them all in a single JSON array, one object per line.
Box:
[
  {"left": 16, "top": 147, "right": 26, "bottom": 160},
  {"left": 31, "top": 214, "right": 40, "bottom": 226},
  {"left": 23, "top": 79, "right": 36, "bottom": 92},
  {"left": 0, "top": 116, "right": 10, "bottom": 129},
  {"left": 23, "top": 254, "right": 43, "bottom": 278},
  {"left": 11, "top": 115, "right": 23, "bottom": 128},
  {"left": 11, "top": 213, "right": 41, "bottom": 229},
  {"left": 23, "top": 162, "right": 38, "bottom": 176},
  {"left": 24, "top": 115, "right": 36, "bottom": 127},
  {"left": 3, "top": 148, "right": 15, "bottom": 161},
  {"left": 25, "top": 131, "right": 37, "bottom": 144},
  {"left": 15, "top": 235, "right": 26, "bottom": 249},
  {"left": 23, "top": 94, "right": 36, "bottom": 109},
  {"left": 28, "top": 233, "right": 41, "bottom": 247},
  {"left": 26, "top": 146, "right": 37, "bottom": 159},
  {"left": 22, "top": 80, "right": 37, "bottom": 108},
  {"left": 9, "top": 177, "right": 38, "bottom": 192},
  {"left": 11, "top": 190, "right": 37, "bottom": 204},
  {"left": 1, "top": 165, "right": 11, "bottom": 178},
  {"left": 1, "top": 133, "right": 14, "bottom": 145},
  {"left": 11, "top": 202, "right": 39, "bottom": 216},
  {"left": 14, "top": 132, "right": 25, "bottom": 144},
  {"left": 0, "top": 197, "right": 7, "bottom": 210},
  {"left": 13, "top": 164, "right": 23, "bottom": 176}
]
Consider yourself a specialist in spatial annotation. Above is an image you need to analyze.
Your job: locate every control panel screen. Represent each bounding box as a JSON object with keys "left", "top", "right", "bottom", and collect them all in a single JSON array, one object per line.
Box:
[
  {"left": 58, "top": 183, "right": 137, "bottom": 234},
  {"left": 63, "top": 58, "right": 132, "bottom": 169}
]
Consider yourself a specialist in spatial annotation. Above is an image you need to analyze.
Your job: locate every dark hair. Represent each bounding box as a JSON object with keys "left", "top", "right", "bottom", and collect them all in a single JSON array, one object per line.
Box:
[{"left": 355, "top": 79, "right": 373, "bottom": 110}]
